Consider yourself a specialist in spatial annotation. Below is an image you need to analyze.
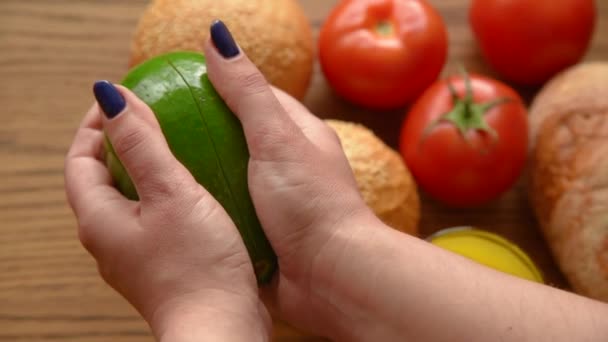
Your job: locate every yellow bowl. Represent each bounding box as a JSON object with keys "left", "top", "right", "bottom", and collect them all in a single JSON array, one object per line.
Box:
[{"left": 427, "top": 227, "right": 544, "bottom": 283}]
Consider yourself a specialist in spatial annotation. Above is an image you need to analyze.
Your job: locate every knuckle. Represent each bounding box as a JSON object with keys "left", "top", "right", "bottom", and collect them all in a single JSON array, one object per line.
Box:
[
  {"left": 226, "top": 71, "right": 270, "bottom": 111},
  {"left": 153, "top": 185, "right": 227, "bottom": 230},
  {"left": 96, "top": 258, "right": 124, "bottom": 291},
  {"left": 77, "top": 213, "right": 101, "bottom": 255},
  {"left": 324, "top": 124, "right": 343, "bottom": 147},
  {"left": 252, "top": 122, "right": 289, "bottom": 145},
  {"left": 77, "top": 225, "right": 95, "bottom": 254},
  {"left": 148, "top": 181, "right": 210, "bottom": 222},
  {"left": 112, "top": 126, "right": 148, "bottom": 161},
  {"left": 249, "top": 124, "right": 298, "bottom": 161},
  {"left": 148, "top": 197, "right": 224, "bottom": 241},
  {"left": 320, "top": 124, "right": 348, "bottom": 158},
  {"left": 236, "top": 71, "right": 269, "bottom": 95},
  {"left": 185, "top": 187, "right": 223, "bottom": 222},
  {"left": 97, "top": 262, "right": 113, "bottom": 283},
  {"left": 139, "top": 165, "right": 185, "bottom": 199},
  {"left": 192, "top": 194, "right": 224, "bottom": 224}
]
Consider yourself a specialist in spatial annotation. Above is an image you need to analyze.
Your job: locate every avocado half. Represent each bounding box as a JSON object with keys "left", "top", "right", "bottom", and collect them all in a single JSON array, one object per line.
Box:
[{"left": 104, "top": 51, "right": 277, "bottom": 284}]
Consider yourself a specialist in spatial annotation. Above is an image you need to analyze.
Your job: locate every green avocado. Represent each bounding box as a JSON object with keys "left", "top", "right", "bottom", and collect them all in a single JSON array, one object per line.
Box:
[{"left": 104, "top": 51, "right": 277, "bottom": 284}]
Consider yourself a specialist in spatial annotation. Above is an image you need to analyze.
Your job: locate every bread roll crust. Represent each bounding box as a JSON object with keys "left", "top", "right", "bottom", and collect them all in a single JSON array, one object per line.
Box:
[
  {"left": 130, "top": 0, "right": 314, "bottom": 99},
  {"left": 326, "top": 120, "right": 420, "bottom": 235},
  {"left": 528, "top": 62, "right": 608, "bottom": 151},
  {"left": 529, "top": 62, "right": 608, "bottom": 301}
]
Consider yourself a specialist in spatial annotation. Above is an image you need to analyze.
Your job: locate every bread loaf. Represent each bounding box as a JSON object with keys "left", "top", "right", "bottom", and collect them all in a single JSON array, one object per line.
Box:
[
  {"left": 529, "top": 62, "right": 608, "bottom": 301},
  {"left": 529, "top": 62, "right": 608, "bottom": 151}
]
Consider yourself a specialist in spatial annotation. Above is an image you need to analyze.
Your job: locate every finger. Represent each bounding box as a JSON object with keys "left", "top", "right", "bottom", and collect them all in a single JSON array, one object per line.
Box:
[
  {"left": 270, "top": 86, "right": 319, "bottom": 132},
  {"left": 92, "top": 80, "right": 197, "bottom": 204},
  {"left": 66, "top": 105, "right": 122, "bottom": 211},
  {"left": 77, "top": 104, "right": 107, "bottom": 161},
  {"left": 80, "top": 103, "right": 103, "bottom": 130},
  {"left": 65, "top": 108, "right": 137, "bottom": 255},
  {"left": 204, "top": 20, "right": 309, "bottom": 162},
  {"left": 270, "top": 86, "right": 342, "bottom": 151}
]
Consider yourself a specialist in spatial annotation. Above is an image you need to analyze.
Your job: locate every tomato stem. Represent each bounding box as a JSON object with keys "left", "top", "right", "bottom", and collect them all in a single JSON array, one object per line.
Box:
[
  {"left": 446, "top": 80, "right": 459, "bottom": 102},
  {"left": 461, "top": 65, "right": 474, "bottom": 103},
  {"left": 422, "top": 68, "right": 512, "bottom": 145},
  {"left": 375, "top": 20, "right": 394, "bottom": 36}
]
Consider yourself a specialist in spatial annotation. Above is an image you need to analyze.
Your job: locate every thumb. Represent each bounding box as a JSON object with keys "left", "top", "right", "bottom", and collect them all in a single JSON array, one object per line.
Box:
[
  {"left": 203, "top": 20, "right": 309, "bottom": 162},
  {"left": 93, "top": 81, "right": 195, "bottom": 204}
]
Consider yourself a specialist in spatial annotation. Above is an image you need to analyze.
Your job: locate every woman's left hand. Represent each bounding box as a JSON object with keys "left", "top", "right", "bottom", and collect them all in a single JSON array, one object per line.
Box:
[{"left": 64, "top": 84, "right": 270, "bottom": 341}]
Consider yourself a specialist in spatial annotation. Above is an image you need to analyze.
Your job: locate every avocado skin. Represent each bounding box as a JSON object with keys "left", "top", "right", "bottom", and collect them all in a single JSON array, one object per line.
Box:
[{"left": 104, "top": 51, "right": 277, "bottom": 284}]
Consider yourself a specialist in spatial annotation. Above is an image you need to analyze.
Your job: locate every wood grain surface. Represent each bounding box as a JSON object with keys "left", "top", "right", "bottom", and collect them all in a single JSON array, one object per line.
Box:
[{"left": 1, "top": 0, "right": 607, "bottom": 341}]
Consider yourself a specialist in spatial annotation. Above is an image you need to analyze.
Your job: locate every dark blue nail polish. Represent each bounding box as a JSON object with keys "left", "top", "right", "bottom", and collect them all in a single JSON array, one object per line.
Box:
[
  {"left": 210, "top": 20, "right": 240, "bottom": 58},
  {"left": 93, "top": 80, "right": 126, "bottom": 119}
]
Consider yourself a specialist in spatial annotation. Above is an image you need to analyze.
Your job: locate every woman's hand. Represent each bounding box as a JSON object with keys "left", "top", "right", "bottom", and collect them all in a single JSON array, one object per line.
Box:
[
  {"left": 64, "top": 82, "right": 270, "bottom": 341},
  {"left": 204, "top": 20, "right": 384, "bottom": 337},
  {"left": 204, "top": 29, "right": 608, "bottom": 342}
]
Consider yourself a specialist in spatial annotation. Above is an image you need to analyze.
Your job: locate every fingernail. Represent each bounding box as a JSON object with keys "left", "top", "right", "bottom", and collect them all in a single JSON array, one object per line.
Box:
[
  {"left": 210, "top": 19, "right": 240, "bottom": 58},
  {"left": 93, "top": 80, "right": 126, "bottom": 119}
]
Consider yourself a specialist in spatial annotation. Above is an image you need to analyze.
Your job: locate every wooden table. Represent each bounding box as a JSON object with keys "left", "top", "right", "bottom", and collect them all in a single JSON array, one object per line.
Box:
[{"left": 1, "top": 0, "right": 607, "bottom": 340}]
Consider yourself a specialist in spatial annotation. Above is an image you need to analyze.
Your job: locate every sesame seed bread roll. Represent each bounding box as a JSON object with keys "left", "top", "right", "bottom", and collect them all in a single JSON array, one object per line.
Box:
[
  {"left": 129, "top": 0, "right": 314, "bottom": 100},
  {"left": 326, "top": 119, "right": 420, "bottom": 236}
]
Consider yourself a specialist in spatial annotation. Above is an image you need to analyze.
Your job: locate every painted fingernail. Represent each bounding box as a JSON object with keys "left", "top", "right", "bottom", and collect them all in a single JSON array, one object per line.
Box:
[
  {"left": 93, "top": 80, "right": 126, "bottom": 119},
  {"left": 210, "top": 19, "right": 240, "bottom": 58}
]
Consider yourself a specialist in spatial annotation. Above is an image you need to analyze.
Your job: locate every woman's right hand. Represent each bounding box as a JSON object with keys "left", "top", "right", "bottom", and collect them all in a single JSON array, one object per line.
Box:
[{"left": 206, "top": 21, "right": 386, "bottom": 337}]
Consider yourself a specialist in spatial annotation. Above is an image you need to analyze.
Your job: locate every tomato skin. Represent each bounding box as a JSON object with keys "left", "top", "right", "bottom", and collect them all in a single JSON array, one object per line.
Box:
[
  {"left": 470, "top": 0, "right": 596, "bottom": 85},
  {"left": 399, "top": 74, "right": 528, "bottom": 207},
  {"left": 319, "top": 0, "right": 448, "bottom": 109}
]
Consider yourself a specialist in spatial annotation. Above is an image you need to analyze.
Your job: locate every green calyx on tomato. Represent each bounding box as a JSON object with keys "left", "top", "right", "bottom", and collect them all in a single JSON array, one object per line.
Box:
[
  {"left": 424, "top": 68, "right": 510, "bottom": 144},
  {"left": 399, "top": 70, "right": 528, "bottom": 207},
  {"left": 374, "top": 20, "right": 394, "bottom": 37}
]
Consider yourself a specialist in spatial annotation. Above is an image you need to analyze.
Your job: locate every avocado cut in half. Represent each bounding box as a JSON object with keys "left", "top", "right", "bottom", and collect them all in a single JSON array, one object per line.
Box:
[{"left": 104, "top": 51, "right": 277, "bottom": 284}]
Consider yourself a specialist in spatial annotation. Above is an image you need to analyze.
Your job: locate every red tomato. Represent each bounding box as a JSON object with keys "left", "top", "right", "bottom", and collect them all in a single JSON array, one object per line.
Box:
[
  {"left": 399, "top": 72, "right": 528, "bottom": 207},
  {"left": 470, "top": 0, "right": 596, "bottom": 85},
  {"left": 318, "top": 0, "right": 448, "bottom": 109}
]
